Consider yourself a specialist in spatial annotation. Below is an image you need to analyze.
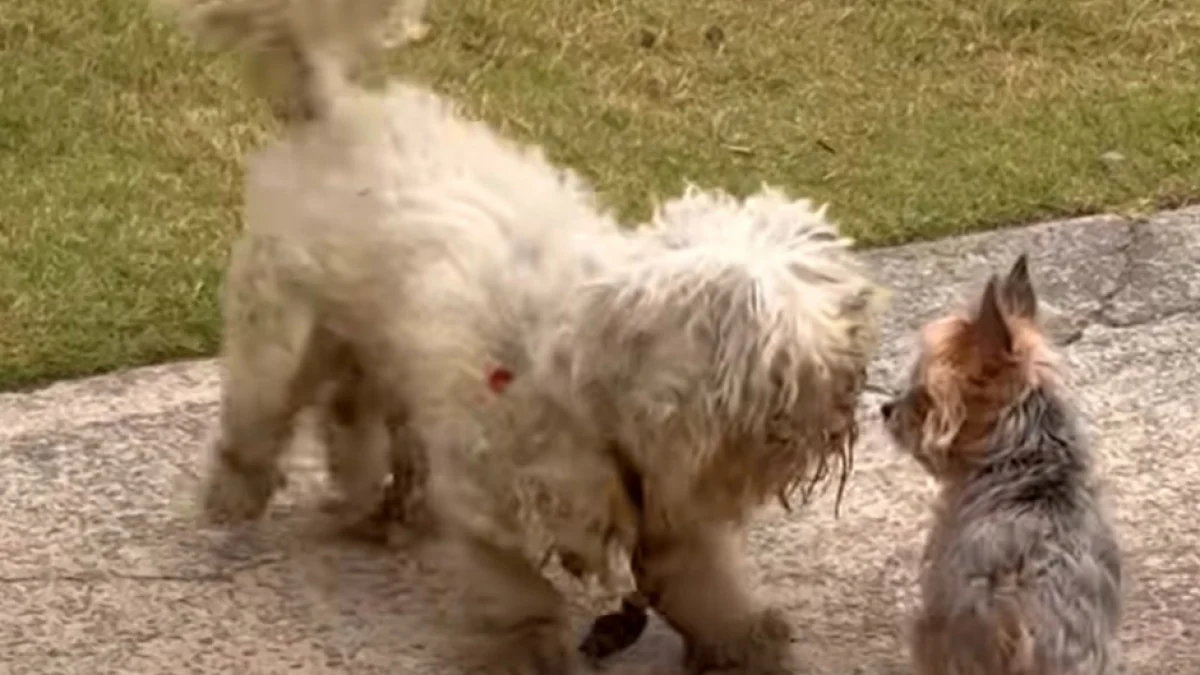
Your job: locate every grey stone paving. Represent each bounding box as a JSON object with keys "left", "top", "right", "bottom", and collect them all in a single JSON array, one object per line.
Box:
[{"left": 2, "top": 208, "right": 1197, "bottom": 674}]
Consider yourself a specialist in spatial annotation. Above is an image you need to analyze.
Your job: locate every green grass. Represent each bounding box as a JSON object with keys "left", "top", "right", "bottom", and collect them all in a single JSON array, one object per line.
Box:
[{"left": 2, "top": 0, "right": 1200, "bottom": 388}]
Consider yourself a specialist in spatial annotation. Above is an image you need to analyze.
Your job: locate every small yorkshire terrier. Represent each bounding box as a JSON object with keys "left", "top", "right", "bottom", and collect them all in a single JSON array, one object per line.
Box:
[{"left": 881, "top": 255, "right": 1123, "bottom": 675}]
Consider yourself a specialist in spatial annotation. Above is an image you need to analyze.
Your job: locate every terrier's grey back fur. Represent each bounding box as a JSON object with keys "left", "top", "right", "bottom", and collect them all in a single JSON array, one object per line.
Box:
[{"left": 921, "top": 385, "right": 1123, "bottom": 675}]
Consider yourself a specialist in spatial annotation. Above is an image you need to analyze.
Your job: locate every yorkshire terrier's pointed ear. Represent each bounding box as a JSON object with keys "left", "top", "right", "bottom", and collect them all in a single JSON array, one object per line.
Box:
[
  {"left": 973, "top": 275, "right": 1013, "bottom": 358},
  {"left": 1001, "top": 253, "right": 1038, "bottom": 319}
]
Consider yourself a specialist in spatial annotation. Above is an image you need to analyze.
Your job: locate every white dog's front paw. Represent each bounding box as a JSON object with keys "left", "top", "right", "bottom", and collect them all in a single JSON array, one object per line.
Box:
[
  {"left": 318, "top": 492, "right": 393, "bottom": 544},
  {"left": 685, "top": 608, "right": 797, "bottom": 675},
  {"left": 498, "top": 630, "right": 582, "bottom": 675},
  {"left": 201, "top": 460, "right": 282, "bottom": 524}
]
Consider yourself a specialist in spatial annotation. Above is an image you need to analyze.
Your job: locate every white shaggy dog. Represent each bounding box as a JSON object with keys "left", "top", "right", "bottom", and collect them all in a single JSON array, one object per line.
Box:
[{"left": 164, "top": 0, "right": 889, "bottom": 672}]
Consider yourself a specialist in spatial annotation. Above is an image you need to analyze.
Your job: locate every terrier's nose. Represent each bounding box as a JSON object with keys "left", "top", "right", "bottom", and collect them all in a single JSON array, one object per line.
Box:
[{"left": 880, "top": 401, "right": 895, "bottom": 419}]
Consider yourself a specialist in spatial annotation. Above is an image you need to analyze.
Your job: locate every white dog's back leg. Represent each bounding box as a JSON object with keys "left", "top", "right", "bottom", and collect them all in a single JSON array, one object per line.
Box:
[
  {"left": 316, "top": 366, "right": 393, "bottom": 540},
  {"left": 202, "top": 238, "right": 326, "bottom": 523}
]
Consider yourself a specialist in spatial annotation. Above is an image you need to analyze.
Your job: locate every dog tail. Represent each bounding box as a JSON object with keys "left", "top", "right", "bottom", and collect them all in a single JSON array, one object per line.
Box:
[{"left": 159, "top": 0, "right": 398, "bottom": 122}]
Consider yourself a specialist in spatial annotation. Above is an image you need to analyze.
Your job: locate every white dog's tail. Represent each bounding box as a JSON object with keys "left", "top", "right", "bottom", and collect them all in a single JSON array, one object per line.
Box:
[{"left": 159, "top": 0, "right": 398, "bottom": 122}]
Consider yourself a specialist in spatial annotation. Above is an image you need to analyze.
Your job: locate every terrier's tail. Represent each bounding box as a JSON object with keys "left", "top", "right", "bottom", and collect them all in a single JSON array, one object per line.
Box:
[{"left": 159, "top": 0, "right": 399, "bottom": 122}]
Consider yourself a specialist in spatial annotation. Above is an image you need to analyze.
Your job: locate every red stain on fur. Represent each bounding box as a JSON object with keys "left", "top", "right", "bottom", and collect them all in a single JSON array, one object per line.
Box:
[{"left": 487, "top": 366, "right": 514, "bottom": 393}]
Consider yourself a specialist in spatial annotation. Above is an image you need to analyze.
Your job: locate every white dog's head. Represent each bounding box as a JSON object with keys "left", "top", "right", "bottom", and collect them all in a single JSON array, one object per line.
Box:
[{"left": 534, "top": 185, "right": 889, "bottom": 527}]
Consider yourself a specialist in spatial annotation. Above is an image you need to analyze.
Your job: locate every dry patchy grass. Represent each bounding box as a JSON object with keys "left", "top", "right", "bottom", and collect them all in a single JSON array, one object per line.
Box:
[{"left": 1, "top": 0, "right": 1199, "bottom": 387}]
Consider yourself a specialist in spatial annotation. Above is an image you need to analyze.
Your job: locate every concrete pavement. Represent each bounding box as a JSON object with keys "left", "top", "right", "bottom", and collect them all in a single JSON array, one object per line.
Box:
[{"left": 2, "top": 207, "right": 1198, "bottom": 674}]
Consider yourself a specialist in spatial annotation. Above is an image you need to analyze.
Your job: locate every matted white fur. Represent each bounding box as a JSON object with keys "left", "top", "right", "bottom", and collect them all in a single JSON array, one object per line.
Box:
[{"left": 163, "top": 0, "right": 891, "bottom": 672}]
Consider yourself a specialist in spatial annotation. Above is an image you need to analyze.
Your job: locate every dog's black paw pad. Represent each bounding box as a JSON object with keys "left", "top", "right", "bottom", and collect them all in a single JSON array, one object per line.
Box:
[{"left": 578, "top": 599, "right": 649, "bottom": 661}]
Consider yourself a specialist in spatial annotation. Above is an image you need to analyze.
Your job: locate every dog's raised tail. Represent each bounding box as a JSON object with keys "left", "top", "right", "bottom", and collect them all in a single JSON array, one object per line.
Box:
[{"left": 159, "top": 0, "right": 398, "bottom": 122}]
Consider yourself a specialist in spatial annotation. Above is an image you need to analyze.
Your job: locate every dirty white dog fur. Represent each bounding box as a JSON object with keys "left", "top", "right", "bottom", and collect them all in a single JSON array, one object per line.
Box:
[{"left": 164, "top": 0, "right": 889, "bottom": 672}]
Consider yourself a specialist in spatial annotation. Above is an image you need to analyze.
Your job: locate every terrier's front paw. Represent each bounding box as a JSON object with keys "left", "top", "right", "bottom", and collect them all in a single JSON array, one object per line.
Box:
[{"left": 201, "top": 462, "right": 281, "bottom": 524}]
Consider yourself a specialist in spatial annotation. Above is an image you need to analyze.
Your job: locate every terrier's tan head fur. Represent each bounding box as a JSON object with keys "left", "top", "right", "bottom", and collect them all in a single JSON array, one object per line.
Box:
[{"left": 881, "top": 254, "right": 1059, "bottom": 483}]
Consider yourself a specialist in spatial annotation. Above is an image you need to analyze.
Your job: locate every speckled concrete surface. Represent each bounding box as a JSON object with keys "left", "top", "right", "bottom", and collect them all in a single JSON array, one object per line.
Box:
[{"left": 2, "top": 208, "right": 1198, "bottom": 674}]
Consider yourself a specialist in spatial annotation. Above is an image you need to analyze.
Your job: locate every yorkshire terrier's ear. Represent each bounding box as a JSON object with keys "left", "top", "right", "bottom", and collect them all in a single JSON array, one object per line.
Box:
[
  {"left": 1000, "top": 253, "right": 1038, "bottom": 320},
  {"left": 972, "top": 275, "right": 1013, "bottom": 359}
]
